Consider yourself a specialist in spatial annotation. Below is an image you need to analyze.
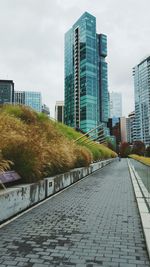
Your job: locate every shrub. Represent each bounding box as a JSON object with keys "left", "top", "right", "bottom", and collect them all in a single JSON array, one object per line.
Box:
[
  {"left": 132, "top": 141, "right": 145, "bottom": 156},
  {"left": 145, "top": 146, "right": 150, "bottom": 157},
  {"left": 74, "top": 146, "right": 93, "bottom": 167}
]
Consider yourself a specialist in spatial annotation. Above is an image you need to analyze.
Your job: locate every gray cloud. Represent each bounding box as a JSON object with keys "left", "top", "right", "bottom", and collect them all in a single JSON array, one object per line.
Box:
[{"left": 0, "top": 0, "right": 150, "bottom": 117}]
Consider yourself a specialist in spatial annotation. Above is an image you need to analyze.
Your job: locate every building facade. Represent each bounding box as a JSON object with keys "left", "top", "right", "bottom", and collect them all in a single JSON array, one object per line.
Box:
[
  {"left": 0, "top": 80, "right": 14, "bottom": 104},
  {"left": 126, "top": 111, "right": 136, "bottom": 144},
  {"left": 108, "top": 117, "right": 128, "bottom": 147},
  {"left": 15, "top": 91, "right": 42, "bottom": 113},
  {"left": 110, "top": 92, "right": 122, "bottom": 119},
  {"left": 55, "top": 101, "right": 64, "bottom": 123},
  {"left": 14, "top": 91, "right": 25, "bottom": 105},
  {"left": 64, "top": 12, "right": 109, "bottom": 133},
  {"left": 120, "top": 117, "right": 127, "bottom": 143},
  {"left": 133, "top": 57, "right": 150, "bottom": 145}
]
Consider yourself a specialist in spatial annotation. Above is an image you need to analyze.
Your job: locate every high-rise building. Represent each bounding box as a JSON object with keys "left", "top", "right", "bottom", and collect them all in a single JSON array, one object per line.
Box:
[
  {"left": 15, "top": 91, "right": 42, "bottom": 113},
  {"left": 126, "top": 111, "right": 136, "bottom": 144},
  {"left": 64, "top": 12, "right": 109, "bottom": 133},
  {"left": 120, "top": 117, "right": 127, "bottom": 143},
  {"left": 108, "top": 116, "right": 128, "bottom": 146},
  {"left": 0, "top": 80, "right": 14, "bottom": 104},
  {"left": 110, "top": 92, "right": 122, "bottom": 118},
  {"left": 55, "top": 101, "right": 64, "bottom": 123},
  {"left": 97, "top": 34, "right": 109, "bottom": 124},
  {"left": 133, "top": 56, "right": 150, "bottom": 145}
]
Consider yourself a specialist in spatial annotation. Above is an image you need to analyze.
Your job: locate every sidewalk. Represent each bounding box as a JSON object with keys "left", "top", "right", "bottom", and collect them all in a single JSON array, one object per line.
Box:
[{"left": 0, "top": 159, "right": 149, "bottom": 267}]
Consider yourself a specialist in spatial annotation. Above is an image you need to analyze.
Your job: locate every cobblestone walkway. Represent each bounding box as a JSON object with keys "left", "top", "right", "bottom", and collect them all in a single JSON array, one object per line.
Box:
[{"left": 0, "top": 159, "right": 150, "bottom": 267}]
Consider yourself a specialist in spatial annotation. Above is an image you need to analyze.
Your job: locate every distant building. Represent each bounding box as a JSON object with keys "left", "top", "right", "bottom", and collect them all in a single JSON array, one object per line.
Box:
[
  {"left": 64, "top": 12, "right": 109, "bottom": 133},
  {"left": 55, "top": 101, "right": 64, "bottom": 123},
  {"left": 133, "top": 56, "right": 150, "bottom": 145},
  {"left": 15, "top": 91, "right": 25, "bottom": 105},
  {"left": 126, "top": 111, "right": 136, "bottom": 144},
  {"left": 0, "top": 80, "right": 14, "bottom": 104},
  {"left": 15, "top": 91, "right": 42, "bottom": 113},
  {"left": 25, "top": 91, "right": 42, "bottom": 113},
  {"left": 120, "top": 117, "right": 127, "bottom": 143},
  {"left": 42, "top": 104, "right": 50, "bottom": 116},
  {"left": 107, "top": 118, "right": 121, "bottom": 151},
  {"left": 110, "top": 92, "right": 122, "bottom": 118},
  {"left": 108, "top": 116, "right": 128, "bottom": 146}
]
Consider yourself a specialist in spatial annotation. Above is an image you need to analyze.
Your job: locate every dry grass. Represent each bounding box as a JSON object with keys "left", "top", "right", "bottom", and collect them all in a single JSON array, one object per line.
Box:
[
  {"left": 0, "top": 105, "right": 117, "bottom": 182},
  {"left": 129, "top": 154, "right": 150, "bottom": 166}
]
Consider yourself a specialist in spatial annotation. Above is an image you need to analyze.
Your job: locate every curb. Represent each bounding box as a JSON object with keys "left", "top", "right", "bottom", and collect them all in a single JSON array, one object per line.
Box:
[{"left": 128, "top": 159, "right": 150, "bottom": 259}]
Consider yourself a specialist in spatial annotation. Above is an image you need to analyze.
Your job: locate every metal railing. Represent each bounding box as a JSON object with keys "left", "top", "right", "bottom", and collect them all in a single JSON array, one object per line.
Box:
[{"left": 74, "top": 124, "right": 107, "bottom": 145}]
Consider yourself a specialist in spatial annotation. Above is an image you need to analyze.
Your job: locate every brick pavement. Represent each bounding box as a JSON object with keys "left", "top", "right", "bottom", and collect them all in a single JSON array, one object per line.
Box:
[{"left": 0, "top": 159, "right": 150, "bottom": 267}]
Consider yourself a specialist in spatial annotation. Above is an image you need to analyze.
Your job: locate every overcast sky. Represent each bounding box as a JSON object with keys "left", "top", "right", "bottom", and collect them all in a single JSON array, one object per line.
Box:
[{"left": 0, "top": 0, "right": 150, "bottom": 117}]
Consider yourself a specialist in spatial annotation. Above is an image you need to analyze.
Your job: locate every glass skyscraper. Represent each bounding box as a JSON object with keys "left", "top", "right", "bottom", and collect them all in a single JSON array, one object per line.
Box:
[
  {"left": 15, "top": 91, "right": 42, "bottom": 113},
  {"left": 133, "top": 56, "right": 150, "bottom": 145},
  {"left": 64, "top": 12, "right": 109, "bottom": 133},
  {"left": 110, "top": 92, "right": 122, "bottom": 119}
]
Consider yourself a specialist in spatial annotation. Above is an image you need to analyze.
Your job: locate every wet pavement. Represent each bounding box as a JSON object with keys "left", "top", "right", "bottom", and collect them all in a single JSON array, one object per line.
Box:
[{"left": 0, "top": 159, "right": 150, "bottom": 267}]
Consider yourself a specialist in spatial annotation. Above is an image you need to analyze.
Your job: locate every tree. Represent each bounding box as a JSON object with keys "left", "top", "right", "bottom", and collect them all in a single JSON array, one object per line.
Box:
[
  {"left": 119, "top": 142, "right": 131, "bottom": 158},
  {"left": 132, "top": 141, "right": 145, "bottom": 156},
  {"left": 106, "top": 137, "right": 116, "bottom": 152}
]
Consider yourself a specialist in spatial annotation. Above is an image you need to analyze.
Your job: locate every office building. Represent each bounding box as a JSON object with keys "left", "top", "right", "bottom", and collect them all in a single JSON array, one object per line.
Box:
[
  {"left": 64, "top": 12, "right": 109, "bottom": 133},
  {"left": 55, "top": 101, "right": 64, "bottom": 123},
  {"left": 25, "top": 91, "right": 42, "bottom": 113},
  {"left": 15, "top": 91, "right": 25, "bottom": 105},
  {"left": 0, "top": 80, "right": 14, "bottom": 104},
  {"left": 133, "top": 56, "right": 150, "bottom": 145},
  {"left": 110, "top": 92, "right": 122, "bottom": 118},
  {"left": 108, "top": 116, "right": 128, "bottom": 146},
  {"left": 107, "top": 118, "right": 120, "bottom": 147},
  {"left": 15, "top": 91, "right": 42, "bottom": 113},
  {"left": 120, "top": 117, "right": 127, "bottom": 143},
  {"left": 126, "top": 111, "right": 136, "bottom": 144}
]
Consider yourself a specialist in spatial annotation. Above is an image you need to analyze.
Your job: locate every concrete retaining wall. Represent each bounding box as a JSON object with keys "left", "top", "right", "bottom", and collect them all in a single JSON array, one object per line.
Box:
[
  {"left": 0, "top": 159, "right": 114, "bottom": 223},
  {"left": 0, "top": 181, "right": 46, "bottom": 222}
]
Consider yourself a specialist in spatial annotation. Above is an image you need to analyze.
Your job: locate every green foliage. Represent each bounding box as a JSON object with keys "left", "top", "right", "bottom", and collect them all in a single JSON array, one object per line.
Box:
[
  {"left": 0, "top": 104, "right": 23, "bottom": 118},
  {"left": 37, "top": 112, "right": 50, "bottom": 123},
  {"left": 56, "top": 122, "right": 117, "bottom": 161},
  {"left": 55, "top": 122, "right": 82, "bottom": 140},
  {"left": 1, "top": 104, "right": 38, "bottom": 124}
]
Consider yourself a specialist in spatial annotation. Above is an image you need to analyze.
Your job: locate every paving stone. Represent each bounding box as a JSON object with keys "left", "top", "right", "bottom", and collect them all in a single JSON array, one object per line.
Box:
[
  {"left": 32, "top": 265, "right": 51, "bottom": 267},
  {"left": 2, "top": 261, "right": 18, "bottom": 266},
  {"left": 0, "top": 159, "right": 150, "bottom": 266}
]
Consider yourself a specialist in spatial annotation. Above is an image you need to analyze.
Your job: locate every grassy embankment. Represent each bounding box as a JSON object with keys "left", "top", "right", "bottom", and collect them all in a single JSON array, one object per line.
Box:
[
  {"left": 129, "top": 154, "right": 150, "bottom": 166},
  {"left": 0, "top": 105, "right": 117, "bottom": 183}
]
